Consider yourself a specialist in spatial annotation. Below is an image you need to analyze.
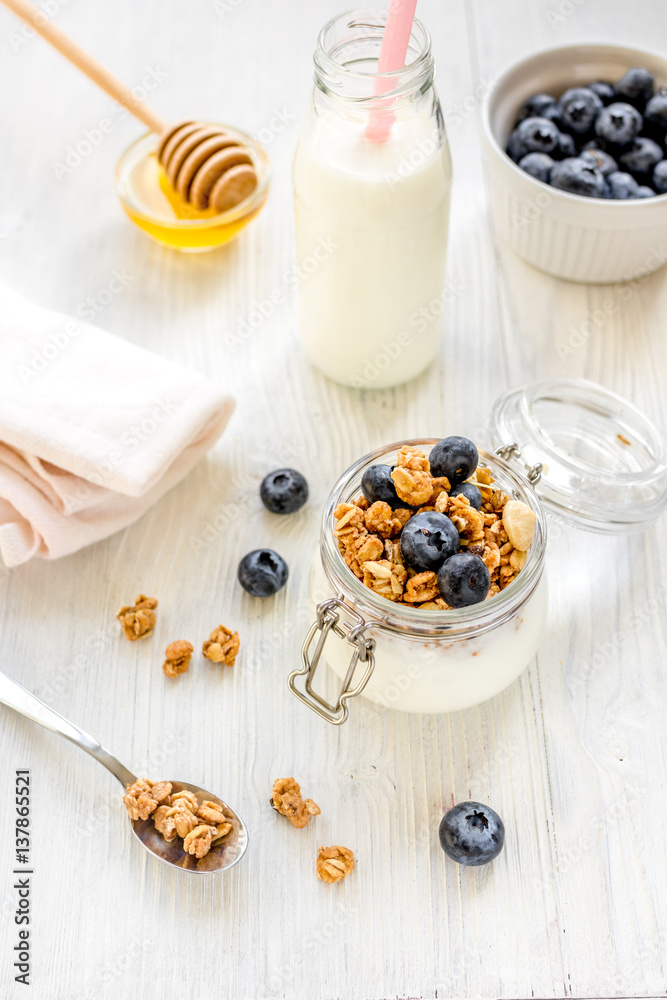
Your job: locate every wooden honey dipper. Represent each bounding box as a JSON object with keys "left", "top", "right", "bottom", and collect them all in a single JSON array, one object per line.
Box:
[{"left": 1, "top": 0, "right": 259, "bottom": 214}]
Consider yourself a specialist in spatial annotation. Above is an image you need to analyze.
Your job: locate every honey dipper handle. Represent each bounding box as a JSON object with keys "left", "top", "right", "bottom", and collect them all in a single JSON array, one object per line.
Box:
[{"left": 1, "top": 0, "right": 167, "bottom": 134}]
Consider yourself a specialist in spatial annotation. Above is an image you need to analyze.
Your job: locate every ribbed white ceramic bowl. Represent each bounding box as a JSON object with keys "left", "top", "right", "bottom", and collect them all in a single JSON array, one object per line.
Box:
[{"left": 481, "top": 43, "right": 667, "bottom": 283}]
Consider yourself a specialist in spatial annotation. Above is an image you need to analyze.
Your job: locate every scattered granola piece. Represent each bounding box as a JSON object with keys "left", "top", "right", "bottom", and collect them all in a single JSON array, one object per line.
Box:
[
  {"left": 502, "top": 500, "right": 536, "bottom": 551},
  {"left": 316, "top": 845, "right": 355, "bottom": 883},
  {"left": 202, "top": 625, "right": 240, "bottom": 667},
  {"left": 183, "top": 824, "right": 213, "bottom": 859},
  {"left": 271, "top": 777, "right": 321, "bottom": 829},
  {"left": 163, "top": 640, "right": 194, "bottom": 677},
  {"left": 116, "top": 594, "right": 157, "bottom": 641},
  {"left": 122, "top": 778, "right": 171, "bottom": 821}
]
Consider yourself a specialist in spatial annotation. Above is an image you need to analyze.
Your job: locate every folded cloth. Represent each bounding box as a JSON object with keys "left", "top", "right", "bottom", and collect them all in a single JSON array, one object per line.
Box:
[{"left": 0, "top": 283, "right": 234, "bottom": 567}]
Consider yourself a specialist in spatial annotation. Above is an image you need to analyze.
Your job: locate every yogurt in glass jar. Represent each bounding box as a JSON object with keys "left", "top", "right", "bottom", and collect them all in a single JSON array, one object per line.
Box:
[
  {"left": 289, "top": 380, "right": 667, "bottom": 724},
  {"left": 293, "top": 9, "right": 453, "bottom": 389}
]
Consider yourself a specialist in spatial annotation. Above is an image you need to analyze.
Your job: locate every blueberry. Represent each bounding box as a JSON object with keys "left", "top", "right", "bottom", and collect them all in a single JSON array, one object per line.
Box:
[
  {"left": 614, "top": 67, "right": 654, "bottom": 110},
  {"left": 449, "top": 482, "right": 483, "bottom": 510},
  {"left": 260, "top": 468, "right": 308, "bottom": 514},
  {"left": 556, "top": 131, "right": 576, "bottom": 158},
  {"left": 399, "top": 511, "right": 459, "bottom": 573},
  {"left": 653, "top": 160, "right": 667, "bottom": 193},
  {"left": 439, "top": 802, "right": 505, "bottom": 867},
  {"left": 595, "top": 102, "right": 643, "bottom": 146},
  {"left": 636, "top": 185, "right": 655, "bottom": 197},
  {"left": 618, "top": 137, "right": 663, "bottom": 181},
  {"left": 643, "top": 92, "right": 667, "bottom": 140},
  {"left": 550, "top": 157, "right": 605, "bottom": 198},
  {"left": 429, "top": 436, "right": 478, "bottom": 486},
  {"left": 516, "top": 93, "right": 558, "bottom": 122},
  {"left": 506, "top": 116, "right": 561, "bottom": 161},
  {"left": 361, "top": 464, "right": 403, "bottom": 509},
  {"left": 238, "top": 549, "right": 288, "bottom": 597},
  {"left": 437, "top": 552, "right": 490, "bottom": 607},
  {"left": 588, "top": 80, "right": 616, "bottom": 105},
  {"left": 580, "top": 147, "right": 618, "bottom": 176},
  {"left": 605, "top": 170, "right": 639, "bottom": 199},
  {"left": 518, "top": 152, "right": 554, "bottom": 182},
  {"left": 557, "top": 87, "right": 602, "bottom": 136}
]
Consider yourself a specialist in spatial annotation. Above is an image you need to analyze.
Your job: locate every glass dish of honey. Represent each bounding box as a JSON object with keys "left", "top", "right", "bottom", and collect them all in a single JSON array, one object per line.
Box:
[{"left": 115, "top": 126, "right": 270, "bottom": 252}]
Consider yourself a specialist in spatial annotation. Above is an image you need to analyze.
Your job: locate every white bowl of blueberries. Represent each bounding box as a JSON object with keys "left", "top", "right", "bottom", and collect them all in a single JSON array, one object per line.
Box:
[{"left": 481, "top": 44, "right": 667, "bottom": 283}]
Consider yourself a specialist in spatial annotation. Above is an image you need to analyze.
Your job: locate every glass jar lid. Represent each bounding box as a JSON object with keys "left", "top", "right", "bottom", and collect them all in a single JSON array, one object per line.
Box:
[{"left": 489, "top": 378, "right": 667, "bottom": 533}]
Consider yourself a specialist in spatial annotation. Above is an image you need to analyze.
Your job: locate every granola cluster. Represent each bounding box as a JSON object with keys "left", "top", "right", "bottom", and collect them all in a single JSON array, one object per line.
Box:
[
  {"left": 116, "top": 595, "right": 158, "bottom": 640},
  {"left": 334, "top": 444, "right": 536, "bottom": 608},
  {"left": 270, "top": 777, "right": 354, "bottom": 883},
  {"left": 202, "top": 625, "right": 240, "bottom": 667},
  {"left": 316, "top": 845, "right": 355, "bottom": 883},
  {"left": 123, "top": 780, "right": 233, "bottom": 860},
  {"left": 270, "top": 777, "right": 321, "bottom": 829}
]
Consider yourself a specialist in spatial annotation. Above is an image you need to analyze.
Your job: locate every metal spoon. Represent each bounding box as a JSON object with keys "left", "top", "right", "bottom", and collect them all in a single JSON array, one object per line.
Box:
[{"left": 0, "top": 668, "right": 248, "bottom": 874}]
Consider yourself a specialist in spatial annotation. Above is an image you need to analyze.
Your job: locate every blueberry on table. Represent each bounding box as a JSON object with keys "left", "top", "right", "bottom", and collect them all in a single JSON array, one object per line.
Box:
[
  {"left": 429, "top": 436, "right": 478, "bottom": 486},
  {"left": 449, "top": 482, "right": 483, "bottom": 511},
  {"left": 507, "top": 116, "right": 561, "bottom": 161},
  {"left": 653, "top": 160, "right": 667, "bottom": 193},
  {"left": 605, "top": 170, "right": 639, "bottom": 199},
  {"left": 580, "top": 147, "right": 618, "bottom": 176},
  {"left": 595, "top": 102, "right": 643, "bottom": 146},
  {"left": 618, "top": 137, "right": 663, "bottom": 181},
  {"left": 361, "top": 464, "right": 403, "bottom": 509},
  {"left": 588, "top": 80, "right": 616, "bottom": 105},
  {"left": 550, "top": 157, "right": 605, "bottom": 198},
  {"left": 439, "top": 802, "right": 505, "bottom": 866},
  {"left": 437, "top": 552, "right": 490, "bottom": 607},
  {"left": 400, "top": 511, "right": 459, "bottom": 573},
  {"left": 614, "top": 67, "right": 654, "bottom": 111},
  {"left": 518, "top": 152, "right": 554, "bottom": 183},
  {"left": 516, "top": 93, "right": 557, "bottom": 122},
  {"left": 238, "top": 549, "right": 288, "bottom": 597},
  {"left": 557, "top": 87, "right": 603, "bottom": 136},
  {"left": 260, "top": 468, "right": 309, "bottom": 514}
]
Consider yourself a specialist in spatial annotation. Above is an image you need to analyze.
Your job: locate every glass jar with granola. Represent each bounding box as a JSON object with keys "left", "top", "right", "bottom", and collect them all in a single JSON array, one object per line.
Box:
[{"left": 289, "top": 380, "right": 667, "bottom": 724}]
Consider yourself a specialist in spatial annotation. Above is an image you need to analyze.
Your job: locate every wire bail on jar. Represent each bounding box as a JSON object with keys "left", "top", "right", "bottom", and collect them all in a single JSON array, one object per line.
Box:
[
  {"left": 495, "top": 442, "right": 543, "bottom": 484},
  {"left": 288, "top": 596, "right": 377, "bottom": 725}
]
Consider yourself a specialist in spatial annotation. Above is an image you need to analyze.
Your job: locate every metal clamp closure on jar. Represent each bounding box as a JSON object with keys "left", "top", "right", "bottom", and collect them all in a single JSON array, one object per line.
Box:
[{"left": 288, "top": 596, "right": 378, "bottom": 725}]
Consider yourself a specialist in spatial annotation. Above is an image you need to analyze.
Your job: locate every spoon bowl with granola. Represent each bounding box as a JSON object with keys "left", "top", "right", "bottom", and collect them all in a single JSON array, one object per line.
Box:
[{"left": 0, "top": 669, "right": 248, "bottom": 874}]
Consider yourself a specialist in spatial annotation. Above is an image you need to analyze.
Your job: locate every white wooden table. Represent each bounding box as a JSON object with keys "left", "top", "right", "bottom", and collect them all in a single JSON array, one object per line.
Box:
[{"left": 1, "top": 1, "right": 666, "bottom": 997}]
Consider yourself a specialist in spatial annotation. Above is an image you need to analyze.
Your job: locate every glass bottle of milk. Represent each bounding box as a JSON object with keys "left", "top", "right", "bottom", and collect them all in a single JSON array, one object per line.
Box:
[{"left": 293, "top": 9, "right": 453, "bottom": 389}]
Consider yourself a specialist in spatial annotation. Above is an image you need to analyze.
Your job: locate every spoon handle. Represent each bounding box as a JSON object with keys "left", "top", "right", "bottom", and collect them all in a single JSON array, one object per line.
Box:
[{"left": 0, "top": 669, "right": 136, "bottom": 788}]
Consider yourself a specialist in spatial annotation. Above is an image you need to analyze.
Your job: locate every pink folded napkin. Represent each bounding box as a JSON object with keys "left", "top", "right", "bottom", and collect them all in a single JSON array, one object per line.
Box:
[{"left": 0, "top": 283, "right": 234, "bottom": 567}]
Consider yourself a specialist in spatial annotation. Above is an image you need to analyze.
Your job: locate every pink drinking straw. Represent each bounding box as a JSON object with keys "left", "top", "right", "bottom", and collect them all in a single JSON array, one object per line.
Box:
[{"left": 365, "top": 0, "right": 419, "bottom": 143}]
